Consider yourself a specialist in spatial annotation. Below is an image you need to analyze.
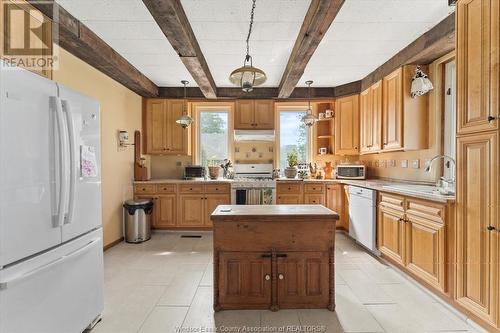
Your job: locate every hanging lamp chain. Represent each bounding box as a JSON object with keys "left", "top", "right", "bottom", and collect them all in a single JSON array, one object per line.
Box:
[
  {"left": 181, "top": 80, "right": 189, "bottom": 115},
  {"left": 245, "top": 0, "right": 257, "bottom": 62}
]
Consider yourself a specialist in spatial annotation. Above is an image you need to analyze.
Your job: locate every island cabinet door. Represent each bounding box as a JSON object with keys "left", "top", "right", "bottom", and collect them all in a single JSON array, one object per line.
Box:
[
  {"left": 218, "top": 252, "right": 272, "bottom": 307},
  {"left": 276, "top": 252, "right": 330, "bottom": 308}
]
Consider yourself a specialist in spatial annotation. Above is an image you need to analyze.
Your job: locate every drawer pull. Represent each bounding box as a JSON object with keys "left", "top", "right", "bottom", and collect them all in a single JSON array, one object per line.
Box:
[
  {"left": 261, "top": 253, "right": 272, "bottom": 258},
  {"left": 264, "top": 274, "right": 271, "bottom": 281},
  {"left": 276, "top": 253, "right": 287, "bottom": 258},
  {"left": 278, "top": 274, "right": 284, "bottom": 280},
  {"left": 487, "top": 225, "right": 496, "bottom": 231}
]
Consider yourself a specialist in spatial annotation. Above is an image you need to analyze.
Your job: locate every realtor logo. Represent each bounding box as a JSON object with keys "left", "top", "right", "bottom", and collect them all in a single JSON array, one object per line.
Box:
[{"left": 1, "top": 0, "right": 59, "bottom": 70}]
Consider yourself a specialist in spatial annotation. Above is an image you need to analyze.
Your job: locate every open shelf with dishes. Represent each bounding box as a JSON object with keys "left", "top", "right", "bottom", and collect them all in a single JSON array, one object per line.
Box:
[{"left": 313, "top": 101, "right": 335, "bottom": 157}]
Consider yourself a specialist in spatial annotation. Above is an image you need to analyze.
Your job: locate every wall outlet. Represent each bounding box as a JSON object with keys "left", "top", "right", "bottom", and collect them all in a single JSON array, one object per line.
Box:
[
  {"left": 389, "top": 159, "right": 396, "bottom": 167},
  {"left": 400, "top": 160, "right": 409, "bottom": 168},
  {"left": 411, "top": 159, "right": 420, "bottom": 169},
  {"left": 176, "top": 161, "right": 182, "bottom": 167},
  {"left": 374, "top": 160, "right": 380, "bottom": 167},
  {"left": 380, "top": 160, "right": 387, "bottom": 168}
]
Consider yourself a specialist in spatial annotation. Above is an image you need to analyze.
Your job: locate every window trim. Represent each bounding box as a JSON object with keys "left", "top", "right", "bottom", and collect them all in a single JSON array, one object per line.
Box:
[
  {"left": 191, "top": 102, "right": 234, "bottom": 166},
  {"left": 275, "top": 103, "right": 312, "bottom": 170}
]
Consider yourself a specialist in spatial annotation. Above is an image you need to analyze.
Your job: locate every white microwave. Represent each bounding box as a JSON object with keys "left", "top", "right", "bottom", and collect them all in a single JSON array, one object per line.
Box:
[{"left": 336, "top": 164, "right": 366, "bottom": 180}]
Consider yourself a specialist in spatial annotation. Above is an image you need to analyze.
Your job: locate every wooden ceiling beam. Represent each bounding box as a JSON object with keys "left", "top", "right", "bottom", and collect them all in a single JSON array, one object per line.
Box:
[
  {"left": 361, "top": 13, "right": 455, "bottom": 91},
  {"left": 28, "top": 1, "right": 158, "bottom": 97},
  {"left": 278, "top": 0, "right": 345, "bottom": 98},
  {"left": 142, "top": 0, "right": 217, "bottom": 99}
]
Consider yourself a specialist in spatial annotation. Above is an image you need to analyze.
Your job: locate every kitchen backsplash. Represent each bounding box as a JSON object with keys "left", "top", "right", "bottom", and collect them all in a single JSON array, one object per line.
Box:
[{"left": 234, "top": 142, "right": 274, "bottom": 164}]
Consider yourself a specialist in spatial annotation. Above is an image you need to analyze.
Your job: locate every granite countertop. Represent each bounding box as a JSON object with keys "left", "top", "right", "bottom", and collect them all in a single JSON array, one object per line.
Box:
[
  {"left": 276, "top": 178, "right": 455, "bottom": 203},
  {"left": 134, "top": 178, "right": 233, "bottom": 184},
  {"left": 211, "top": 204, "right": 339, "bottom": 221}
]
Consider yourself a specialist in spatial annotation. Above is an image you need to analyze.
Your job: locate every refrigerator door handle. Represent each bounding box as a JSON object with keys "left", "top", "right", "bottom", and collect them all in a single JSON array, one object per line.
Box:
[
  {"left": 61, "top": 100, "right": 76, "bottom": 225},
  {"left": 52, "top": 96, "right": 69, "bottom": 228},
  {"left": 0, "top": 238, "right": 100, "bottom": 290}
]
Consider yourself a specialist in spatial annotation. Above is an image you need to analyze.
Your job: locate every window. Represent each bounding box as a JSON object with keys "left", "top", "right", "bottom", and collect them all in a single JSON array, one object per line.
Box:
[
  {"left": 197, "top": 109, "right": 230, "bottom": 167},
  {"left": 278, "top": 110, "right": 310, "bottom": 170}
]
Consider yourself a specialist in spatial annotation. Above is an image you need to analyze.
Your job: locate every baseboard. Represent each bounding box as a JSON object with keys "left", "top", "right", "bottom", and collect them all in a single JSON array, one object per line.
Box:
[{"left": 103, "top": 237, "right": 124, "bottom": 251}]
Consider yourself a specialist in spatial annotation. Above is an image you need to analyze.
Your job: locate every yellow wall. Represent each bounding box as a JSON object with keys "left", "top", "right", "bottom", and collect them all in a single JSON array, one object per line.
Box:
[{"left": 52, "top": 48, "right": 142, "bottom": 247}]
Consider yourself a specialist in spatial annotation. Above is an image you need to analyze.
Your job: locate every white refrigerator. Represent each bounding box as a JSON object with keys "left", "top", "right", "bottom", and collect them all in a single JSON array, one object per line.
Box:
[{"left": 0, "top": 63, "right": 104, "bottom": 333}]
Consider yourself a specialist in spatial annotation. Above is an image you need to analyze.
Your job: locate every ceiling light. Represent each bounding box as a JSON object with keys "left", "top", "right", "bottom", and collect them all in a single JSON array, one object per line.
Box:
[
  {"left": 410, "top": 66, "right": 433, "bottom": 98},
  {"left": 176, "top": 80, "right": 193, "bottom": 128},
  {"left": 229, "top": 0, "right": 266, "bottom": 92},
  {"left": 302, "top": 80, "right": 316, "bottom": 127}
]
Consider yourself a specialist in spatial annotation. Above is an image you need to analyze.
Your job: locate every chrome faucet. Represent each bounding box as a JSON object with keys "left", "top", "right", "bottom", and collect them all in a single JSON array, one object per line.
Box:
[{"left": 425, "top": 155, "right": 456, "bottom": 195}]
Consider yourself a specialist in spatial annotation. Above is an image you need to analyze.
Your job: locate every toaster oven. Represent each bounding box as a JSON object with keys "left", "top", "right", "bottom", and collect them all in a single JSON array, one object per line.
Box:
[
  {"left": 184, "top": 165, "right": 206, "bottom": 179},
  {"left": 336, "top": 164, "right": 366, "bottom": 180}
]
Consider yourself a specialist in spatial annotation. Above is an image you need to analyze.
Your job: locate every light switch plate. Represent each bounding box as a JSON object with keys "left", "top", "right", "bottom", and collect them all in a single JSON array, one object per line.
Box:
[
  {"left": 380, "top": 160, "right": 387, "bottom": 168},
  {"left": 400, "top": 160, "right": 409, "bottom": 168},
  {"left": 389, "top": 159, "right": 396, "bottom": 167},
  {"left": 176, "top": 161, "right": 182, "bottom": 167},
  {"left": 411, "top": 159, "right": 420, "bottom": 169}
]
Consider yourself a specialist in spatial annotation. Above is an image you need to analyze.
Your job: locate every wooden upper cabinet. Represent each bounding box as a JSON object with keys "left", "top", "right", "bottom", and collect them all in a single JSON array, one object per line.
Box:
[
  {"left": 335, "top": 94, "right": 360, "bottom": 155},
  {"left": 360, "top": 81, "right": 383, "bottom": 154},
  {"left": 253, "top": 100, "right": 275, "bottom": 129},
  {"left": 143, "top": 99, "right": 190, "bottom": 155},
  {"left": 455, "top": 132, "right": 498, "bottom": 324},
  {"left": 235, "top": 100, "right": 275, "bottom": 129},
  {"left": 144, "top": 99, "right": 167, "bottom": 154},
  {"left": 457, "top": 0, "right": 499, "bottom": 135},
  {"left": 382, "top": 68, "right": 404, "bottom": 151},
  {"left": 382, "top": 66, "right": 428, "bottom": 152}
]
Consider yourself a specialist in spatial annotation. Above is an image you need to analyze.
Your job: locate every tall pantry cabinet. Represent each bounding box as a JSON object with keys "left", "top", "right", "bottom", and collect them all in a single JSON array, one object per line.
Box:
[{"left": 455, "top": 0, "right": 499, "bottom": 331}]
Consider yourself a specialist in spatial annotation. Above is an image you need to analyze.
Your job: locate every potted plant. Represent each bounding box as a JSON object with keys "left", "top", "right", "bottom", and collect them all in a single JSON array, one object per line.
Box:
[
  {"left": 284, "top": 150, "right": 298, "bottom": 179},
  {"left": 207, "top": 159, "right": 220, "bottom": 180}
]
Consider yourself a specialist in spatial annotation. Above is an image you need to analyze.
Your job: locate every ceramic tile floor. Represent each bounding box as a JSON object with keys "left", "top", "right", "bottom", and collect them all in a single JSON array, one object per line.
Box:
[{"left": 91, "top": 231, "right": 481, "bottom": 333}]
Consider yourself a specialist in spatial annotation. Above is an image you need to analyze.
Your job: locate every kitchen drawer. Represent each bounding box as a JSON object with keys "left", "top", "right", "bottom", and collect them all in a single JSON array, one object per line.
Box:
[
  {"left": 205, "top": 183, "right": 230, "bottom": 194},
  {"left": 406, "top": 198, "right": 445, "bottom": 224},
  {"left": 277, "top": 182, "right": 302, "bottom": 194},
  {"left": 134, "top": 184, "right": 156, "bottom": 194},
  {"left": 179, "top": 184, "right": 204, "bottom": 194},
  {"left": 379, "top": 192, "right": 405, "bottom": 211},
  {"left": 156, "top": 184, "right": 176, "bottom": 194},
  {"left": 304, "top": 183, "right": 325, "bottom": 194},
  {"left": 304, "top": 194, "right": 325, "bottom": 205}
]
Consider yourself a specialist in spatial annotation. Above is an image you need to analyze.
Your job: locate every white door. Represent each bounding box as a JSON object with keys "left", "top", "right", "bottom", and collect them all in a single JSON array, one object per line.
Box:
[
  {"left": 0, "top": 66, "right": 62, "bottom": 266},
  {"left": 0, "top": 229, "right": 104, "bottom": 333},
  {"left": 58, "top": 85, "right": 102, "bottom": 242}
]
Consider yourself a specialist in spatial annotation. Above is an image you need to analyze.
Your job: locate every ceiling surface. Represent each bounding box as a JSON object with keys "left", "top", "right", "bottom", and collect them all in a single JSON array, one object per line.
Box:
[{"left": 56, "top": 0, "right": 454, "bottom": 89}]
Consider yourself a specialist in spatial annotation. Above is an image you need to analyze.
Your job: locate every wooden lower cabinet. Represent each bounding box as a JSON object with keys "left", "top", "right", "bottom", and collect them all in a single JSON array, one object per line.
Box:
[
  {"left": 378, "top": 205, "right": 406, "bottom": 266},
  {"left": 378, "top": 193, "right": 449, "bottom": 294},
  {"left": 217, "top": 251, "right": 330, "bottom": 310},
  {"left": 155, "top": 195, "right": 176, "bottom": 228},
  {"left": 326, "top": 184, "right": 346, "bottom": 230},
  {"left": 218, "top": 252, "right": 272, "bottom": 308},
  {"left": 277, "top": 195, "right": 302, "bottom": 204},
  {"left": 304, "top": 194, "right": 324, "bottom": 205},
  {"left": 178, "top": 195, "right": 205, "bottom": 226},
  {"left": 455, "top": 132, "right": 498, "bottom": 325},
  {"left": 205, "top": 194, "right": 230, "bottom": 227},
  {"left": 277, "top": 252, "right": 330, "bottom": 308}
]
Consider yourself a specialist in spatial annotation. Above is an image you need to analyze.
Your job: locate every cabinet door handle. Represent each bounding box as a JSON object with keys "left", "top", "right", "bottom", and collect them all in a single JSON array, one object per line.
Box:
[
  {"left": 276, "top": 253, "right": 288, "bottom": 258},
  {"left": 487, "top": 115, "right": 497, "bottom": 122},
  {"left": 487, "top": 225, "right": 496, "bottom": 231},
  {"left": 278, "top": 274, "right": 284, "bottom": 280},
  {"left": 264, "top": 274, "right": 271, "bottom": 281},
  {"left": 261, "top": 253, "right": 272, "bottom": 258}
]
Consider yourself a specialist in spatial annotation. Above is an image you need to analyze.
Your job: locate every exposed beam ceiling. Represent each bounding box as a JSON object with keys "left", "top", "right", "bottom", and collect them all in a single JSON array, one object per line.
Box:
[
  {"left": 28, "top": 0, "right": 158, "bottom": 97},
  {"left": 158, "top": 81, "right": 361, "bottom": 100},
  {"left": 278, "top": 0, "right": 345, "bottom": 98},
  {"left": 142, "top": 0, "right": 217, "bottom": 99},
  {"left": 361, "top": 13, "right": 455, "bottom": 91}
]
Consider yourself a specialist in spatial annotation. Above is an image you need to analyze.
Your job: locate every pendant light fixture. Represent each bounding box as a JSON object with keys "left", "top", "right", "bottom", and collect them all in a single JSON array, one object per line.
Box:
[
  {"left": 410, "top": 66, "right": 434, "bottom": 98},
  {"left": 229, "top": 0, "right": 267, "bottom": 92},
  {"left": 176, "top": 80, "right": 193, "bottom": 128},
  {"left": 301, "top": 80, "right": 316, "bottom": 127}
]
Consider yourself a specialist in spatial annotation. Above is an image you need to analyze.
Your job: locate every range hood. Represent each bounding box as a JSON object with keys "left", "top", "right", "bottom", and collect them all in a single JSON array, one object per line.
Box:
[{"left": 234, "top": 130, "right": 275, "bottom": 142}]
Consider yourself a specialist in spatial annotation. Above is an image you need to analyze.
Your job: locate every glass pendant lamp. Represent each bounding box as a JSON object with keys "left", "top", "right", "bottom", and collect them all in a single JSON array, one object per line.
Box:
[
  {"left": 302, "top": 80, "right": 317, "bottom": 127},
  {"left": 176, "top": 80, "right": 193, "bottom": 128}
]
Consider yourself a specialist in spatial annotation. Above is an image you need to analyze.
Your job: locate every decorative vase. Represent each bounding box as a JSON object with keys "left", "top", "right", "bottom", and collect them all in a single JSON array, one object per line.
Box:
[
  {"left": 284, "top": 166, "right": 297, "bottom": 179},
  {"left": 324, "top": 162, "right": 333, "bottom": 179},
  {"left": 208, "top": 166, "right": 219, "bottom": 179}
]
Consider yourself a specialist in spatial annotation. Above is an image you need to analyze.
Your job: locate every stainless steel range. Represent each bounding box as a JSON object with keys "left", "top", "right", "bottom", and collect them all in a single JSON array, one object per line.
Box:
[{"left": 231, "top": 163, "right": 276, "bottom": 205}]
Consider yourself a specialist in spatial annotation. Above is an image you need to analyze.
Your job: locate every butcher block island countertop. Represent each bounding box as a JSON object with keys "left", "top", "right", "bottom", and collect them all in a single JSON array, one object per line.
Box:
[{"left": 211, "top": 205, "right": 339, "bottom": 312}]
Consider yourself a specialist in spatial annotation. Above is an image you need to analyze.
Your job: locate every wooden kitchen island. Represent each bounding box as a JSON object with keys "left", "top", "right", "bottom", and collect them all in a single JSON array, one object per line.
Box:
[{"left": 211, "top": 205, "right": 339, "bottom": 312}]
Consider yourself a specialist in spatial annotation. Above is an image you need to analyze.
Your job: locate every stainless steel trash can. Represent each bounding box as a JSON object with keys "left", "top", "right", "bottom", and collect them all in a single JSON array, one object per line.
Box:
[{"left": 123, "top": 199, "right": 153, "bottom": 243}]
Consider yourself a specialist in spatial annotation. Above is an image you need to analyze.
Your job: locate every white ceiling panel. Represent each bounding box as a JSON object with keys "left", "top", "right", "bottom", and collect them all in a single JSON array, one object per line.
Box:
[
  {"left": 181, "top": 0, "right": 311, "bottom": 87},
  {"left": 300, "top": 0, "right": 454, "bottom": 87},
  {"left": 56, "top": 0, "right": 195, "bottom": 87}
]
